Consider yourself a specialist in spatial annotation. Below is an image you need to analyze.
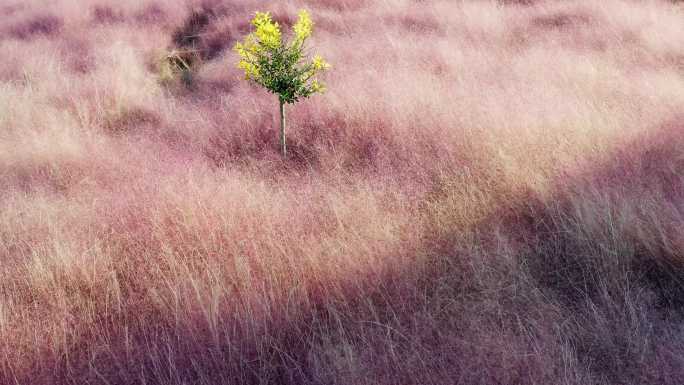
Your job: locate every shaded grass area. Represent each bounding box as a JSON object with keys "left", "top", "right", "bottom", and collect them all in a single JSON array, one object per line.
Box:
[{"left": 3, "top": 122, "right": 684, "bottom": 385}]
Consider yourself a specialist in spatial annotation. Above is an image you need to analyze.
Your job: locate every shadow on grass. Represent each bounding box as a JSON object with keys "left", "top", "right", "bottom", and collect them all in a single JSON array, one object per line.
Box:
[{"left": 5, "top": 118, "right": 684, "bottom": 385}]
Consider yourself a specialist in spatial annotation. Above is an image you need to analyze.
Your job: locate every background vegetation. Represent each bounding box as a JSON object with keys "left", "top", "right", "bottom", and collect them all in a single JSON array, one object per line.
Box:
[{"left": 1, "top": 0, "right": 683, "bottom": 384}]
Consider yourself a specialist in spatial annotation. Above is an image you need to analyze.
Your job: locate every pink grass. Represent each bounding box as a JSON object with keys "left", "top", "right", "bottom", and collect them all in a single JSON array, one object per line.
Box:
[{"left": 1, "top": 0, "right": 684, "bottom": 384}]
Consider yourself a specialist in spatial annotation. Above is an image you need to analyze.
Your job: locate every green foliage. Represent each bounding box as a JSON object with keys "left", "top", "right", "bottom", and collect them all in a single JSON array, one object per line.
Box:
[{"left": 234, "top": 10, "right": 330, "bottom": 104}]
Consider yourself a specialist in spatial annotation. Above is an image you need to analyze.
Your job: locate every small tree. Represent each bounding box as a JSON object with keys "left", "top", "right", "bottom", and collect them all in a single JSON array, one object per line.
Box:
[{"left": 234, "top": 10, "right": 330, "bottom": 156}]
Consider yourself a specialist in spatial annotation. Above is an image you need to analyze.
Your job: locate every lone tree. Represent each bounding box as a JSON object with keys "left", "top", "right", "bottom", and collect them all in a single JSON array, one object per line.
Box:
[{"left": 234, "top": 10, "right": 330, "bottom": 156}]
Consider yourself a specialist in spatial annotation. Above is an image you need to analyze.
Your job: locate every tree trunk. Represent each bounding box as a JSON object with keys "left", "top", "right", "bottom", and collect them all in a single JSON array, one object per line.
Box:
[{"left": 279, "top": 98, "right": 286, "bottom": 157}]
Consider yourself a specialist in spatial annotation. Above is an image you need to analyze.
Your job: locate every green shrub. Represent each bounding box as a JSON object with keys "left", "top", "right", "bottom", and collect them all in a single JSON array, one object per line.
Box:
[{"left": 234, "top": 10, "right": 330, "bottom": 156}]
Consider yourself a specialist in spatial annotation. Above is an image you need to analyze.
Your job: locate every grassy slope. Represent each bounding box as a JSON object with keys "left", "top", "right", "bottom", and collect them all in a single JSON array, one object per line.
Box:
[{"left": 1, "top": 0, "right": 684, "bottom": 384}]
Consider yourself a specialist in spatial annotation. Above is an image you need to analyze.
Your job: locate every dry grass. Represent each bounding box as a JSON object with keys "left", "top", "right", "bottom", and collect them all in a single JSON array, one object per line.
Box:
[{"left": 1, "top": 0, "right": 684, "bottom": 384}]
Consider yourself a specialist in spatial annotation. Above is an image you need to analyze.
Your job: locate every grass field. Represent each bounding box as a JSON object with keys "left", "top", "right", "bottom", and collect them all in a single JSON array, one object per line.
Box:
[{"left": 1, "top": 0, "right": 684, "bottom": 384}]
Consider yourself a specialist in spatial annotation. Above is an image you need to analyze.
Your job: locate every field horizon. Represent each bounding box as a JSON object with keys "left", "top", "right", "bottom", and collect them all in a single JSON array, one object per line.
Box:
[{"left": 2, "top": 0, "right": 684, "bottom": 384}]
